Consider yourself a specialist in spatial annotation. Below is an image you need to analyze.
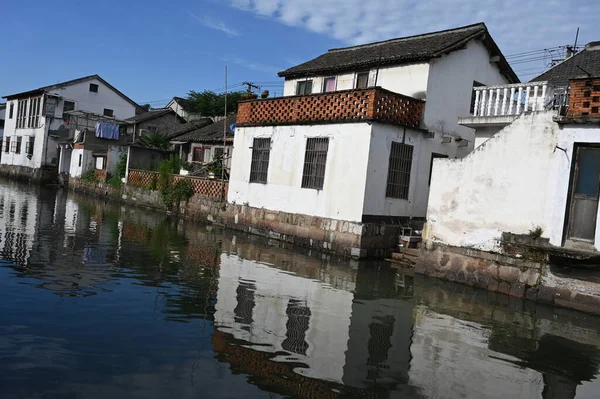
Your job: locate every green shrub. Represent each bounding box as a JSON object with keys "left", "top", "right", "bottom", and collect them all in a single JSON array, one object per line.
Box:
[{"left": 82, "top": 170, "right": 97, "bottom": 183}]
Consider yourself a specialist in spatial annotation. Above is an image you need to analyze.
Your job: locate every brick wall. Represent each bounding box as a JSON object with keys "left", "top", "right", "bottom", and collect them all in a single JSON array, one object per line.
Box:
[
  {"left": 237, "top": 87, "right": 424, "bottom": 128},
  {"left": 127, "top": 169, "right": 228, "bottom": 199},
  {"left": 568, "top": 77, "right": 600, "bottom": 118}
]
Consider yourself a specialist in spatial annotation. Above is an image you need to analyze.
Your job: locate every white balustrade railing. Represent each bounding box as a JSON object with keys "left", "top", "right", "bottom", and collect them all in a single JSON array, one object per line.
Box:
[{"left": 472, "top": 81, "right": 549, "bottom": 117}]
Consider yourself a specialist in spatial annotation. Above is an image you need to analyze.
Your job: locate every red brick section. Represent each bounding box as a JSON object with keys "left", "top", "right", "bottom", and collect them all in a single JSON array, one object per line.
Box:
[
  {"left": 236, "top": 87, "right": 424, "bottom": 128},
  {"left": 568, "top": 77, "right": 600, "bottom": 118},
  {"left": 128, "top": 169, "right": 228, "bottom": 199}
]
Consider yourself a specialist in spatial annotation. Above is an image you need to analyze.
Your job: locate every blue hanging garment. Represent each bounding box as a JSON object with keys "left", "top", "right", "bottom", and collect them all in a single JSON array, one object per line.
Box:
[{"left": 95, "top": 121, "right": 120, "bottom": 140}]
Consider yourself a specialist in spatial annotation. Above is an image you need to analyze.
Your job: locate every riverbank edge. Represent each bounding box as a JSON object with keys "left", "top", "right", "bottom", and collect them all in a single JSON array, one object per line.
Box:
[
  {"left": 417, "top": 242, "right": 600, "bottom": 316},
  {"left": 68, "top": 178, "right": 405, "bottom": 259}
]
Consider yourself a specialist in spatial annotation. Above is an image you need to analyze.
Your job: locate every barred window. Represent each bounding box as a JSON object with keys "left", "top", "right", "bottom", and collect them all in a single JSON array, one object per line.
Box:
[
  {"left": 16, "top": 100, "right": 27, "bottom": 129},
  {"left": 301, "top": 137, "right": 329, "bottom": 190},
  {"left": 249, "top": 138, "right": 270, "bottom": 183},
  {"left": 15, "top": 136, "right": 22, "bottom": 154},
  {"left": 63, "top": 100, "right": 75, "bottom": 113},
  {"left": 385, "top": 142, "right": 413, "bottom": 199}
]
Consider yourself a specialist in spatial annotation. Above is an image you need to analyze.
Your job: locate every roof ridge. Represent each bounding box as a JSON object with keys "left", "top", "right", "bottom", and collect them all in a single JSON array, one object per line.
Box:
[
  {"left": 327, "top": 22, "right": 486, "bottom": 53},
  {"left": 529, "top": 48, "right": 589, "bottom": 82}
]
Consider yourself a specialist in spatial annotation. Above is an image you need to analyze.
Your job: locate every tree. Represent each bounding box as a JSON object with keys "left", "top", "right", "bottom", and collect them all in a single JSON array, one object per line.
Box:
[
  {"left": 137, "top": 131, "right": 170, "bottom": 151},
  {"left": 141, "top": 103, "right": 152, "bottom": 111},
  {"left": 182, "top": 90, "right": 245, "bottom": 117}
]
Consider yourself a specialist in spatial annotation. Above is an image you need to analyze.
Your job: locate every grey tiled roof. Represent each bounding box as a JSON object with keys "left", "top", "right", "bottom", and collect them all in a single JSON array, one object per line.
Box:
[
  {"left": 171, "top": 114, "right": 236, "bottom": 143},
  {"left": 531, "top": 43, "right": 600, "bottom": 87},
  {"left": 124, "top": 109, "right": 173, "bottom": 123},
  {"left": 278, "top": 23, "right": 518, "bottom": 82}
]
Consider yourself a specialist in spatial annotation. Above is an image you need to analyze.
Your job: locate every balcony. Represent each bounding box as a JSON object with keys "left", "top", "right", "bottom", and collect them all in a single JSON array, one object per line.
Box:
[
  {"left": 236, "top": 87, "right": 424, "bottom": 129},
  {"left": 459, "top": 81, "right": 551, "bottom": 128}
]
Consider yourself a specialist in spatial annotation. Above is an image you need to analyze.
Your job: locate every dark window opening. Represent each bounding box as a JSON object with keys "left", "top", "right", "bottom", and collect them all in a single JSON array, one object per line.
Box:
[
  {"left": 249, "top": 138, "right": 271, "bottom": 184},
  {"left": 78, "top": 154, "right": 82, "bottom": 167},
  {"left": 593, "top": 96, "right": 599, "bottom": 102},
  {"left": 9, "top": 103, "right": 14, "bottom": 119},
  {"left": 63, "top": 101, "right": 75, "bottom": 113},
  {"left": 429, "top": 152, "right": 449, "bottom": 185},
  {"left": 356, "top": 71, "right": 370, "bottom": 89},
  {"left": 25, "top": 137, "right": 34, "bottom": 156},
  {"left": 0, "top": 119, "right": 4, "bottom": 129},
  {"left": 192, "top": 147, "right": 205, "bottom": 163},
  {"left": 296, "top": 80, "right": 313, "bottom": 95},
  {"left": 89, "top": 83, "right": 99, "bottom": 93},
  {"left": 301, "top": 137, "right": 329, "bottom": 190},
  {"left": 386, "top": 142, "right": 414, "bottom": 199},
  {"left": 583, "top": 102, "right": 591, "bottom": 108},
  {"left": 4, "top": 137, "right": 10, "bottom": 153},
  {"left": 470, "top": 81, "right": 485, "bottom": 114},
  {"left": 214, "top": 147, "right": 224, "bottom": 159},
  {"left": 14, "top": 136, "right": 22, "bottom": 154},
  {"left": 584, "top": 91, "right": 591, "bottom": 97},
  {"left": 103, "top": 108, "right": 114, "bottom": 117}
]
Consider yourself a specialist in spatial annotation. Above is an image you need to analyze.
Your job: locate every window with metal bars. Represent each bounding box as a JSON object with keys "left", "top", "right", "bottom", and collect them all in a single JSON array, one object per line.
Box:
[
  {"left": 385, "top": 142, "right": 413, "bottom": 199},
  {"left": 301, "top": 137, "right": 329, "bottom": 190},
  {"left": 249, "top": 138, "right": 270, "bottom": 184},
  {"left": 25, "top": 137, "right": 35, "bottom": 156}
]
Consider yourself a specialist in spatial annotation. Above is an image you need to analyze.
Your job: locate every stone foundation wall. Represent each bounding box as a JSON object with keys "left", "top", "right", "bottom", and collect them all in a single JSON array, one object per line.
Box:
[
  {"left": 417, "top": 243, "right": 600, "bottom": 316},
  {"left": 69, "top": 178, "right": 405, "bottom": 259},
  {"left": 0, "top": 164, "right": 57, "bottom": 184}
]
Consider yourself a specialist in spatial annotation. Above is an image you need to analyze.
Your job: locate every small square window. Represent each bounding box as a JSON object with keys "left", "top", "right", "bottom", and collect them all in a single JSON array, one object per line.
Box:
[
  {"left": 592, "top": 107, "right": 599, "bottom": 114},
  {"left": 89, "top": 83, "right": 99, "bottom": 93},
  {"left": 296, "top": 80, "right": 313, "bottom": 95},
  {"left": 583, "top": 102, "right": 590, "bottom": 108},
  {"left": 103, "top": 108, "right": 114, "bottom": 117},
  {"left": 63, "top": 101, "right": 75, "bottom": 113},
  {"left": 593, "top": 96, "right": 600, "bottom": 102},
  {"left": 584, "top": 91, "right": 591, "bottom": 97},
  {"left": 356, "top": 71, "right": 369, "bottom": 89},
  {"left": 323, "top": 77, "right": 336, "bottom": 93}
]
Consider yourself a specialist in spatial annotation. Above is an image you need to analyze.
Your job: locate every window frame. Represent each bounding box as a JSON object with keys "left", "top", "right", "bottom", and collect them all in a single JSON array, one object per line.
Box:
[
  {"left": 296, "top": 80, "right": 313, "bottom": 95},
  {"left": 301, "top": 137, "right": 329, "bottom": 190},
  {"left": 322, "top": 76, "right": 337, "bottom": 92},
  {"left": 192, "top": 146, "right": 207, "bottom": 163},
  {"left": 9, "top": 103, "right": 14, "bottom": 119},
  {"left": 4, "top": 137, "right": 10, "bottom": 153},
  {"left": 214, "top": 147, "right": 224, "bottom": 159},
  {"left": 385, "top": 142, "right": 414, "bottom": 200},
  {"left": 249, "top": 138, "right": 271, "bottom": 184},
  {"left": 103, "top": 108, "right": 114, "bottom": 117},
  {"left": 89, "top": 83, "right": 99, "bottom": 93},
  {"left": 25, "top": 136, "right": 35, "bottom": 156},
  {"left": 63, "top": 100, "right": 75, "bottom": 113},
  {"left": 355, "top": 71, "right": 370, "bottom": 89}
]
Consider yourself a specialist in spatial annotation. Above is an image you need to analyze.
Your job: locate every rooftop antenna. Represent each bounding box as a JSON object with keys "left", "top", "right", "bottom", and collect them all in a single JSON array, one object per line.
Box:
[{"left": 574, "top": 27, "right": 580, "bottom": 50}]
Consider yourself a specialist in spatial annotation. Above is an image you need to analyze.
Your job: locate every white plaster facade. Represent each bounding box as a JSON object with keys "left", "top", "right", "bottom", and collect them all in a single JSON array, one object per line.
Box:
[
  {"left": 2, "top": 76, "right": 138, "bottom": 172},
  {"left": 283, "top": 40, "right": 512, "bottom": 148},
  {"left": 230, "top": 38, "right": 514, "bottom": 223},
  {"left": 426, "top": 110, "right": 600, "bottom": 252}
]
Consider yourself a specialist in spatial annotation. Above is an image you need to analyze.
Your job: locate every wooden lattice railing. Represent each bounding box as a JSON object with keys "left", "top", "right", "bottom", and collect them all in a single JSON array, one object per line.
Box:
[
  {"left": 127, "top": 169, "right": 228, "bottom": 199},
  {"left": 236, "top": 87, "right": 424, "bottom": 128}
]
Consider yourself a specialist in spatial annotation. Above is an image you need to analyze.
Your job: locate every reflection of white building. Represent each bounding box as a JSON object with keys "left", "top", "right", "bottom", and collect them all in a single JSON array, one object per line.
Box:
[
  {"left": 0, "top": 185, "right": 39, "bottom": 264},
  {"left": 409, "top": 308, "right": 544, "bottom": 398},
  {"left": 214, "top": 253, "right": 353, "bottom": 383}
]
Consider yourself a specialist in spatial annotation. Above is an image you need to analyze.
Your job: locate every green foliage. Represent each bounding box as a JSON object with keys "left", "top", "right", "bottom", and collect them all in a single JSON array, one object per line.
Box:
[
  {"left": 137, "top": 131, "right": 170, "bottom": 151},
  {"left": 182, "top": 90, "right": 244, "bottom": 117},
  {"left": 529, "top": 226, "right": 544, "bottom": 240},
  {"left": 141, "top": 104, "right": 151, "bottom": 111},
  {"left": 107, "top": 175, "right": 123, "bottom": 188},
  {"left": 157, "top": 156, "right": 193, "bottom": 209},
  {"left": 82, "top": 169, "right": 97, "bottom": 183},
  {"left": 115, "top": 154, "right": 127, "bottom": 179}
]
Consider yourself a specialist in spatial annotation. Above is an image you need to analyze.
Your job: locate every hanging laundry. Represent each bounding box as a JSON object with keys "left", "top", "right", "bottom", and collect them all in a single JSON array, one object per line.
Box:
[{"left": 95, "top": 121, "right": 120, "bottom": 140}]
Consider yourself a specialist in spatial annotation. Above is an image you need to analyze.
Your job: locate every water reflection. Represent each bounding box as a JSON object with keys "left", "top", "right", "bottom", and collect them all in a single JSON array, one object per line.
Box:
[{"left": 1, "top": 179, "right": 600, "bottom": 398}]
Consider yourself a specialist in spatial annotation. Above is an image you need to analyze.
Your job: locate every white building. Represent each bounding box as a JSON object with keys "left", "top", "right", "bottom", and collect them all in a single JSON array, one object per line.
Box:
[
  {"left": 1, "top": 75, "right": 142, "bottom": 182},
  {"left": 228, "top": 23, "right": 517, "bottom": 257},
  {"left": 0, "top": 103, "right": 6, "bottom": 141},
  {"left": 426, "top": 42, "right": 600, "bottom": 253},
  {"left": 166, "top": 96, "right": 203, "bottom": 122}
]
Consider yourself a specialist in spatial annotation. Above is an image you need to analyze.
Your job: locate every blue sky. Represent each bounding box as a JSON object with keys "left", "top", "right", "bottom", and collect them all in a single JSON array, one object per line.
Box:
[{"left": 1, "top": 0, "right": 598, "bottom": 107}]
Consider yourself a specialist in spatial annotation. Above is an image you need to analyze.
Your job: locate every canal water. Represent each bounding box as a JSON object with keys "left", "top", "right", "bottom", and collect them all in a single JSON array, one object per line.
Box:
[{"left": 1, "top": 180, "right": 600, "bottom": 398}]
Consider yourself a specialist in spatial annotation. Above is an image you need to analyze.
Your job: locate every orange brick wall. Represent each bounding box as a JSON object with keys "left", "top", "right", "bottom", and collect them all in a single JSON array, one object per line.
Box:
[
  {"left": 128, "top": 169, "right": 228, "bottom": 199},
  {"left": 568, "top": 78, "right": 600, "bottom": 118},
  {"left": 236, "top": 87, "right": 423, "bottom": 129}
]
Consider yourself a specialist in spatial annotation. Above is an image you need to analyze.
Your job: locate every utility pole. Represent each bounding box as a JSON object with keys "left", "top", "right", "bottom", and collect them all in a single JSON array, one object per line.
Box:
[
  {"left": 242, "top": 81, "right": 261, "bottom": 94},
  {"left": 222, "top": 66, "right": 228, "bottom": 200}
]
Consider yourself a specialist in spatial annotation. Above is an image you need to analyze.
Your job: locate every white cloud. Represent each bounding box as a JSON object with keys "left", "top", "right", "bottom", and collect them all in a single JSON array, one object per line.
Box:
[
  {"left": 224, "top": 0, "right": 599, "bottom": 77},
  {"left": 188, "top": 11, "right": 239, "bottom": 37}
]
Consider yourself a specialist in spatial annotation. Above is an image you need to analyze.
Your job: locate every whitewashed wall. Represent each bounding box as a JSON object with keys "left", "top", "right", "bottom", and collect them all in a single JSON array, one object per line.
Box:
[
  {"left": 426, "top": 40, "right": 512, "bottom": 147},
  {"left": 282, "top": 64, "right": 429, "bottom": 99},
  {"left": 363, "top": 124, "right": 455, "bottom": 218},
  {"left": 228, "top": 124, "right": 372, "bottom": 222},
  {"left": 70, "top": 148, "right": 94, "bottom": 178},
  {"left": 426, "top": 112, "right": 560, "bottom": 252}
]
